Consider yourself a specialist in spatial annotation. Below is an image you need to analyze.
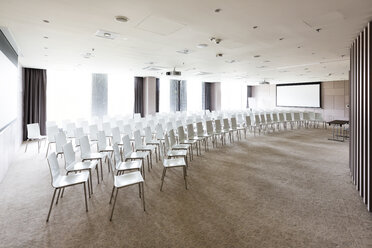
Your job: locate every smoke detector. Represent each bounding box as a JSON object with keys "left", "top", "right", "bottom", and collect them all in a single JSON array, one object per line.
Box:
[
  {"left": 115, "top": 16, "right": 129, "bottom": 23},
  {"left": 95, "top": 29, "right": 120, "bottom": 40},
  {"left": 259, "top": 80, "right": 270, "bottom": 85},
  {"left": 210, "top": 37, "right": 222, "bottom": 44},
  {"left": 216, "top": 53, "right": 223, "bottom": 57}
]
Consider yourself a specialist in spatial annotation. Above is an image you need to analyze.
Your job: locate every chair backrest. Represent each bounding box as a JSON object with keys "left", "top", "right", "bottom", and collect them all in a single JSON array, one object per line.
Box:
[
  {"left": 63, "top": 142, "right": 76, "bottom": 167},
  {"left": 178, "top": 126, "right": 186, "bottom": 143},
  {"left": 215, "top": 119, "right": 222, "bottom": 132},
  {"left": 254, "top": 115, "right": 260, "bottom": 125},
  {"left": 187, "top": 123, "right": 195, "bottom": 138},
  {"left": 66, "top": 123, "right": 76, "bottom": 137},
  {"left": 169, "top": 129, "right": 177, "bottom": 147},
  {"left": 293, "top": 112, "right": 301, "bottom": 121},
  {"left": 133, "top": 130, "right": 142, "bottom": 149},
  {"left": 47, "top": 152, "right": 61, "bottom": 187},
  {"left": 89, "top": 125, "right": 99, "bottom": 140},
  {"left": 166, "top": 122, "right": 173, "bottom": 132},
  {"left": 122, "top": 135, "right": 132, "bottom": 158},
  {"left": 47, "top": 125, "right": 59, "bottom": 142},
  {"left": 223, "top": 118, "right": 230, "bottom": 131},
  {"left": 74, "top": 127, "right": 85, "bottom": 146},
  {"left": 27, "top": 123, "right": 41, "bottom": 139},
  {"left": 206, "top": 120, "right": 214, "bottom": 135},
  {"left": 231, "top": 117, "right": 237, "bottom": 129},
  {"left": 245, "top": 116, "right": 251, "bottom": 126},
  {"left": 266, "top": 113, "right": 272, "bottom": 122},
  {"left": 164, "top": 133, "right": 171, "bottom": 152},
  {"left": 55, "top": 131, "right": 67, "bottom": 153},
  {"left": 123, "top": 124, "right": 132, "bottom": 136},
  {"left": 145, "top": 127, "right": 152, "bottom": 143},
  {"left": 46, "top": 121, "right": 57, "bottom": 128},
  {"left": 116, "top": 120, "right": 125, "bottom": 133},
  {"left": 315, "top": 112, "right": 323, "bottom": 121},
  {"left": 285, "top": 113, "right": 292, "bottom": 121},
  {"left": 97, "top": 131, "right": 107, "bottom": 151},
  {"left": 134, "top": 113, "right": 141, "bottom": 119},
  {"left": 196, "top": 122, "right": 204, "bottom": 136},
  {"left": 112, "top": 127, "right": 121, "bottom": 144},
  {"left": 103, "top": 122, "right": 112, "bottom": 136},
  {"left": 112, "top": 143, "right": 122, "bottom": 167},
  {"left": 156, "top": 124, "right": 164, "bottom": 140},
  {"left": 279, "top": 113, "right": 285, "bottom": 121},
  {"left": 260, "top": 114, "right": 266, "bottom": 123},
  {"left": 79, "top": 136, "right": 91, "bottom": 156},
  {"left": 303, "top": 112, "right": 310, "bottom": 120},
  {"left": 272, "top": 113, "right": 278, "bottom": 122}
]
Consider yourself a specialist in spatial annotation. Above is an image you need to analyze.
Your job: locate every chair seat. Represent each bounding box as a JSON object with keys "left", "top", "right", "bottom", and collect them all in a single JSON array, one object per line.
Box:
[
  {"left": 53, "top": 171, "right": 89, "bottom": 188},
  {"left": 181, "top": 140, "right": 197, "bottom": 145},
  {"left": 167, "top": 150, "right": 187, "bottom": 157},
  {"left": 114, "top": 171, "right": 144, "bottom": 188},
  {"left": 146, "top": 140, "right": 160, "bottom": 145},
  {"left": 172, "top": 144, "right": 190, "bottom": 149},
  {"left": 82, "top": 152, "right": 106, "bottom": 160},
  {"left": 126, "top": 151, "right": 149, "bottom": 159},
  {"left": 29, "top": 135, "right": 46, "bottom": 140},
  {"left": 136, "top": 145, "right": 156, "bottom": 151},
  {"left": 190, "top": 136, "right": 204, "bottom": 141},
  {"left": 100, "top": 146, "right": 113, "bottom": 152},
  {"left": 198, "top": 133, "right": 211, "bottom": 138},
  {"left": 66, "top": 161, "right": 97, "bottom": 172},
  {"left": 163, "top": 158, "right": 186, "bottom": 168},
  {"left": 117, "top": 160, "right": 142, "bottom": 171}
]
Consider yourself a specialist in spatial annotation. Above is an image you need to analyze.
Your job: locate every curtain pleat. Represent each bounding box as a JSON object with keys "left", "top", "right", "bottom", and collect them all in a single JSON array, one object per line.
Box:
[
  {"left": 134, "top": 77, "right": 144, "bottom": 117},
  {"left": 22, "top": 68, "right": 47, "bottom": 140}
]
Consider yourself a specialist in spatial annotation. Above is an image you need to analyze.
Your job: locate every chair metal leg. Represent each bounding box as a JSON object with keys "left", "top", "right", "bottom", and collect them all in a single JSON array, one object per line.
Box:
[
  {"left": 83, "top": 182, "right": 88, "bottom": 212},
  {"left": 89, "top": 170, "right": 93, "bottom": 194},
  {"left": 96, "top": 165, "right": 100, "bottom": 184},
  {"left": 100, "top": 159, "right": 103, "bottom": 181},
  {"left": 109, "top": 186, "right": 116, "bottom": 204},
  {"left": 142, "top": 182, "right": 145, "bottom": 211},
  {"left": 110, "top": 188, "right": 119, "bottom": 221},
  {"left": 45, "top": 142, "right": 51, "bottom": 158},
  {"left": 38, "top": 140, "right": 41, "bottom": 153},
  {"left": 138, "top": 183, "right": 141, "bottom": 198},
  {"left": 183, "top": 167, "right": 188, "bottom": 190},
  {"left": 46, "top": 188, "right": 57, "bottom": 222},
  {"left": 56, "top": 188, "right": 62, "bottom": 205},
  {"left": 61, "top": 188, "right": 65, "bottom": 198},
  {"left": 160, "top": 167, "right": 167, "bottom": 191},
  {"left": 25, "top": 139, "right": 29, "bottom": 152}
]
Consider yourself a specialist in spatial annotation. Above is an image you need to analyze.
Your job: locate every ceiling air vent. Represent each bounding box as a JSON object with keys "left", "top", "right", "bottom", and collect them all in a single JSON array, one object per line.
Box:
[{"left": 95, "top": 29, "right": 120, "bottom": 40}]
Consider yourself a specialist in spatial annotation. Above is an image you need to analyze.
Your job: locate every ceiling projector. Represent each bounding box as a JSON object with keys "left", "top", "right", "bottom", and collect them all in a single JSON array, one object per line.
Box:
[
  {"left": 259, "top": 80, "right": 270, "bottom": 85},
  {"left": 166, "top": 68, "right": 181, "bottom": 76}
]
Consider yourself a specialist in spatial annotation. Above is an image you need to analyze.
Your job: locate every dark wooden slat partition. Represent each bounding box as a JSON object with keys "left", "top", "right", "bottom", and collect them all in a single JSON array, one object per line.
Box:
[{"left": 350, "top": 21, "right": 372, "bottom": 211}]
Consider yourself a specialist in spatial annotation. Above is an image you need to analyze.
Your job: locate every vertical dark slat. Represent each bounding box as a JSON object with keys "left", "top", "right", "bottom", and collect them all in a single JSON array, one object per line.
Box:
[
  {"left": 356, "top": 35, "right": 360, "bottom": 191},
  {"left": 355, "top": 40, "right": 358, "bottom": 186},
  {"left": 360, "top": 31, "right": 365, "bottom": 197},
  {"left": 350, "top": 44, "right": 353, "bottom": 178},
  {"left": 363, "top": 27, "right": 368, "bottom": 204},
  {"left": 368, "top": 22, "right": 372, "bottom": 211}
]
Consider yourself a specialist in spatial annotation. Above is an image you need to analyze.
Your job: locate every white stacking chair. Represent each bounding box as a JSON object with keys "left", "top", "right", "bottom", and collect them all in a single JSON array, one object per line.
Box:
[
  {"left": 187, "top": 123, "right": 204, "bottom": 155},
  {"left": 206, "top": 120, "right": 217, "bottom": 147},
  {"left": 55, "top": 131, "right": 67, "bottom": 157},
  {"left": 196, "top": 122, "right": 211, "bottom": 150},
  {"left": 122, "top": 135, "right": 149, "bottom": 178},
  {"left": 160, "top": 134, "right": 188, "bottom": 191},
  {"left": 112, "top": 143, "right": 142, "bottom": 175},
  {"left": 223, "top": 118, "right": 234, "bottom": 143},
  {"left": 177, "top": 126, "right": 196, "bottom": 159},
  {"left": 303, "top": 112, "right": 311, "bottom": 128},
  {"left": 272, "top": 113, "right": 280, "bottom": 130},
  {"left": 80, "top": 136, "right": 106, "bottom": 181},
  {"left": 293, "top": 112, "right": 302, "bottom": 128},
  {"left": 63, "top": 142, "right": 99, "bottom": 192},
  {"left": 103, "top": 122, "right": 113, "bottom": 142},
  {"left": 278, "top": 113, "right": 286, "bottom": 130},
  {"left": 231, "top": 117, "right": 245, "bottom": 140},
  {"left": 89, "top": 124, "right": 99, "bottom": 142},
  {"left": 111, "top": 127, "right": 123, "bottom": 146},
  {"left": 46, "top": 125, "right": 59, "bottom": 157},
  {"left": 109, "top": 144, "right": 145, "bottom": 221},
  {"left": 144, "top": 127, "right": 161, "bottom": 158},
  {"left": 97, "top": 131, "right": 114, "bottom": 162},
  {"left": 163, "top": 132, "right": 188, "bottom": 167},
  {"left": 214, "top": 119, "right": 227, "bottom": 146},
  {"left": 314, "top": 113, "right": 326, "bottom": 128},
  {"left": 46, "top": 152, "right": 90, "bottom": 222},
  {"left": 285, "top": 113, "right": 294, "bottom": 129},
  {"left": 74, "top": 127, "right": 85, "bottom": 147},
  {"left": 25, "top": 123, "right": 46, "bottom": 153},
  {"left": 66, "top": 123, "right": 76, "bottom": 139},
  {"left": 169, "top": 129, "right": 191, "bottom": 161},
  {"left": 133, "top": 130, "right": 157, "bottom": 166}
]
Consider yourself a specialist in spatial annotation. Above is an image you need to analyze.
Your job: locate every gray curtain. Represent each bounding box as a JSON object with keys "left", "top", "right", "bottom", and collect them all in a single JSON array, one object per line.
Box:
[
  {"left": 134, "top": 77, "right": 144, "bottom": 117},
  {"left": 156, "top": 78, "right": 160, "bottom": 112},
  {"left": 170, "top": 80, "right": 187, "bottom": 112},
  {"left": 91, "top": 73, "right": 108, "bottom": 118},
  {"left": 22, "top": 68, "right": 47, "bottom": 140},
  {"left": 203, "top": 82, "right": 212, "bottom": 111}
]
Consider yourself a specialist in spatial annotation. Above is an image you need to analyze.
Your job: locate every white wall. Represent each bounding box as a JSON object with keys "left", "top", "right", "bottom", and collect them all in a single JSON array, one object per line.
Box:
[{"left": 143, "top": 77, "right": 156, "bottom": 116}]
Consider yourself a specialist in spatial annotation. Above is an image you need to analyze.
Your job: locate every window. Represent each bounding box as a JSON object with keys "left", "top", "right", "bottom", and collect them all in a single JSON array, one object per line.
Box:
[
  {"left": 221, "top": 81, "right": 247, "bottom": 110},
  {"left": 187, "top": 79, "right": 202, "bottom": 112},
  {"left": 159, "top": 77, "right": 170, "bottom": 113},
  {"left": 47, "top": 70, "right": 91, "bottom": 123},
  {"left": 108, "top": 74, "right": 134, "bottom": 117}
]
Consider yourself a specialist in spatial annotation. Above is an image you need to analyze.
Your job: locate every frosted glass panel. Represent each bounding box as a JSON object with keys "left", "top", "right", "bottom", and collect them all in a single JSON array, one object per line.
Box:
[
  {"left": 221, "top": 81, "right": 247, "bottom": 110},
  {"left": 108, "top": 74, "right": 134, "bottom": 117}
]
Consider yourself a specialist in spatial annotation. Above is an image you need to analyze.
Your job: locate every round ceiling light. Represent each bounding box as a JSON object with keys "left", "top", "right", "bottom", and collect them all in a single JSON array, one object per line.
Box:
[
  {"left": 115, "top": 16, "right": 129, "bottom": 23},
  {"left": 214, "top": 8, "right": 222, "bottom": 13},
  {"left": 196, "top": 44, "right": 208, "bottom": 48},
  {"left": 42, "top": 20, "right": 50, "bottom": 23}
]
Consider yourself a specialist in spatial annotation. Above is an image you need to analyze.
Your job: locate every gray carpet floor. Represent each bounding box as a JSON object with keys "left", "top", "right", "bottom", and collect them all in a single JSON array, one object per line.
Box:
[{"left": 0, "top": 128, "right": 371, "bottom": 248}]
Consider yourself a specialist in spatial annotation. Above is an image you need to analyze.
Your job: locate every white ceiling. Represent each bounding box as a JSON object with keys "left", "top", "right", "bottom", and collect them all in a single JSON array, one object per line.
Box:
[{"left": 0, "top": 0, "right": 371, "bottom": 84}]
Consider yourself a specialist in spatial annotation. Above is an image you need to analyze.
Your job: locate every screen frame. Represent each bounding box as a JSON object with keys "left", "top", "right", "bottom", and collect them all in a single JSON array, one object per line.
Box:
[{"left": 275, "top": 82, "right": 322, "bottom": 108}]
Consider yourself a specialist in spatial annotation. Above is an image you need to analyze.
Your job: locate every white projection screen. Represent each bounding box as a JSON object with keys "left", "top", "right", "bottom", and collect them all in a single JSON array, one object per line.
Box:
[
  {"left": 276, "top": 83, "right": 321, "bottom": 108},
  {"left": 0, "top": 50, "right": 17, "bottom": 130}
]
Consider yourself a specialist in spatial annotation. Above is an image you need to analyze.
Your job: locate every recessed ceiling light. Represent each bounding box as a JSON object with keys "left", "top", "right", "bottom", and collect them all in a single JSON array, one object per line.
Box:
[
  {"left": 115, "top": 15, "right": 129, "bottom": 23},
  {"left": 316, "top": 28, "right": 322, "bottom": 32},
  {"left": 42, "top": 20, "right": 50, "bottom": 23},
  {"left": 216, "top": 53, "right": 223, "bottom": 57},
  {"left": 214, "top": 8, "right": 222, "bottom": 13},
  {"left": 196, "top": 44, "right": 208, "bottom": 48},
  {"left": 176, "top": 49, "right": 192, "bottom": 54},
  {"left": 279, "top": 37, "right": 284, "bottom": 41},
  {"left": 103, "top": 32, "right": 111, "bottom": 38},
  {"left": 253, "top": 55, "right": 261, "bottom": 58},
  {"left": 225, "top": 60, "right": 236, "bottom": 63},
  {"left": 264, "top": 60, "right": 270, "bottom": 63},
  {"left": 43, "top": 36, "right": 48, "bottom": 39},
  {"left": 297, "top": 46, "right": 301, "bottom": 49},
  {"left": 253, "top": 26, "right": 258, "bottom": 29}
]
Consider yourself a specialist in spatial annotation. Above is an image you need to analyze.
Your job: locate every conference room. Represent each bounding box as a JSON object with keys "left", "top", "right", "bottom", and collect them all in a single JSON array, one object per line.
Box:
[{"left": 0, "top": 0, "right": 371, "bottom": 247}]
